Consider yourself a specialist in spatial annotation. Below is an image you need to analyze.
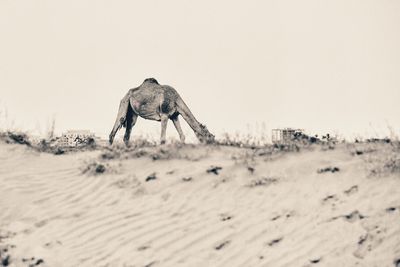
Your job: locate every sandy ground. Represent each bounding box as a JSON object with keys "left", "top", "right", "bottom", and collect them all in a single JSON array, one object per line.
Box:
[{"left": 0, "top": 142, "right": 399, "bottom": 267}]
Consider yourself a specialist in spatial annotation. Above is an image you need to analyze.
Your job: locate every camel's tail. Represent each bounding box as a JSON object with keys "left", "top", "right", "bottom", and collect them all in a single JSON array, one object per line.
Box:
[{"left": 176, "top": 97, "right": 215, "bottom": 144}]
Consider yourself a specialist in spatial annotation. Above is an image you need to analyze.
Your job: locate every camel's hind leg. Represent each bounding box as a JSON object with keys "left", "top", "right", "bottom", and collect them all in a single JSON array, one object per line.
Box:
[
  {"left": 172, "top": 116, "right": 185, "bottom": 143},
  {"left": 123, "top": 108, "right": 138, "bottom": 147},
  {"left": 160, "top": 114, "right": 168, "bottom": 144}
]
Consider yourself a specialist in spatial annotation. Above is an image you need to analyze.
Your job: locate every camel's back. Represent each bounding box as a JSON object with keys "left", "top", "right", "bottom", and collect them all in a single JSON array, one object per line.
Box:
[
  {"left": 129, "top": 82, "right": 179, "bottom": 101},
  {"left": 128, "top": 79, "right": 181, "bottom": 119}
]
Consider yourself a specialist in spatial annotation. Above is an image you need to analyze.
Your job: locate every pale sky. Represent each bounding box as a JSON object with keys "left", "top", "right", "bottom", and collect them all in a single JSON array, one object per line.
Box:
[{"left": 0, "top": 0, "right": 399, "bottom": 141}]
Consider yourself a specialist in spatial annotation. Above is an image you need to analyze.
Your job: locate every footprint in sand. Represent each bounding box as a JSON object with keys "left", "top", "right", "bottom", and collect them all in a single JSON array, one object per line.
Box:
[{"left": 353, "top": 225, "right": 385, "bottom": 259}]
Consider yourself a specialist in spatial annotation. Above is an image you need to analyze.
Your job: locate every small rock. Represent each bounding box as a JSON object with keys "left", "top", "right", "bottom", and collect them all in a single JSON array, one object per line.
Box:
[
  {"left": 207, "top": 166, "right": 222, "bottom": 175},
  {"left": 146, "top": 173, "right": 157, "bottom": 182},
  {"left": 247, "top": 166, "right": 255, "bottom": 174},
  {"left": 95, "top": 164, "right": 106, "bottom": 174},
  {"left": 2, "top": 255, "right": 10, "bottom": 266},
  {"left": 310, "top": 258, "right": 321, "bottom": 264},
  {"left": 386, "top": 207, "right": 397, "bottom": 213}
]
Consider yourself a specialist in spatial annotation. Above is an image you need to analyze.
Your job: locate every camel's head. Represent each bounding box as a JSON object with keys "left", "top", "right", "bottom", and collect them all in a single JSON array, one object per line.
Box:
[
  {"left": 196, "top": 124, "right": 215, "bottom": 144},
  {"left": 143, "top": 78, "right": 159, "bottom": 84}
]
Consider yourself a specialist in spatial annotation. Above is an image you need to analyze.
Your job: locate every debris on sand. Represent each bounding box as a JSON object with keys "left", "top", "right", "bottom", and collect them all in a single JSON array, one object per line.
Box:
[
  {"left": 145, "top": 173, "right": 157, "bottom": 182},
  {"left": 331, "top": 210, "right": 366, "bottom": 223},
  {"left": 214, "top": 240, "right": 230, "bottom": 250},
  {"left": 271, "top": 215, "right": 281, "bottom": 221},
  {"left": 330, "top": 210, "right": 366, "bottom": 223},
  {"left": 137, "top": 245, "right": 150, "bottom": 251},
  {"left": 317, "top": 167, "right": 340, "bottom": 173},
  {"left": 82, "top": 162, "right": 107, "bottom": 175},
  {"left": 247, "top": 166, "right": 255, "bottom": 174},
  {"left": 0, "top": 132, "right": 31, "bottom": 146},
  {"left": 220, "top": 214, "right": 233, "bottom": 221},
  {"left": 207, "top": 166, "right": 222, "bottom": 175},
  {"left": 358, "top": 234, "right": 368, "bottom": 245},
  {"left": 267, "top": 237, "right": 283, "bottom": 247},
  {"left": 322, "top": 194, "right": 337, "bottom": 203},
  {"left": 144, "top": 260, "right": 157, "bottom": 267},
  {"left": 344, "top": 185, "right": 358, "bottom": 195},
  {"left": 248, "top": 177, "right": 278, "bottom": 188},
  {"left": 344, "top": 210, "right": 365, "bottom": 221}
]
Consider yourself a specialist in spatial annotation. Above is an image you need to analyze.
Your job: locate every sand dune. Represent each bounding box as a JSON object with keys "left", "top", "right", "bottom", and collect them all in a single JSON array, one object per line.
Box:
[{"left": 0, "top": 142, "right": 399, "bottom": 267}]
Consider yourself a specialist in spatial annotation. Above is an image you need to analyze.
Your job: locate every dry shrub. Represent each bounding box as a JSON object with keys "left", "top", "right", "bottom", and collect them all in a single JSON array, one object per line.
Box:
[
  {"left": 366, "top": 141, "right": 400, "bottom": 176},
  {"left": 0, "top": 131, "right": 31, "bottom": 146},
  {"left": 82, "top": 161, "right": 109, "bottom": 175},
  {"left": 0, "top": 130, "right": 98, "bottom": 155}
]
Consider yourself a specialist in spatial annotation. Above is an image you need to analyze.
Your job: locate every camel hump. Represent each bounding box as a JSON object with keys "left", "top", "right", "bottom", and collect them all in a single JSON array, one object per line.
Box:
[{"left": 143, "top": 78, "right": 159, "bottom": 84}]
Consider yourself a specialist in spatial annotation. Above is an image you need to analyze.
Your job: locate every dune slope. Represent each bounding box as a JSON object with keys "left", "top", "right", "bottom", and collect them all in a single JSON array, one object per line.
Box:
[{"left": 0, "top": 143, "right": 399, "bottom": 267}]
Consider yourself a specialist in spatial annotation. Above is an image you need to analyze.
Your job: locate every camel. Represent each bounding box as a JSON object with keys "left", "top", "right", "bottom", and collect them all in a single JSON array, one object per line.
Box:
[{"left": 109, "top": 78, "right": 215, "bottom": 146}]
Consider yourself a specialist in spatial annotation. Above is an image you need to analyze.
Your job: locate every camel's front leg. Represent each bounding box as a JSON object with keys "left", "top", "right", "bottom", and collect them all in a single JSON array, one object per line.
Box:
[
  {"left": 172, "top": 116, "right": 185, "bottom": 143},
  {"left": 123, "top": 112, "right": 138, "bottom": 147},
  {"left": 160, "top": 115, "right": 168, "bottom": 144},
  {"left": 109, "top": 95, "right": 130, "bottom": 144}
]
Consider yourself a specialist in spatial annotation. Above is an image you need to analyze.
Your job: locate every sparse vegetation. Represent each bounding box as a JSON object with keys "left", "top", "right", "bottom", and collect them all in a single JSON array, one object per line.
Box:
[{"left": 82, "top": 161, "right": 109, "bottom": 175}]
